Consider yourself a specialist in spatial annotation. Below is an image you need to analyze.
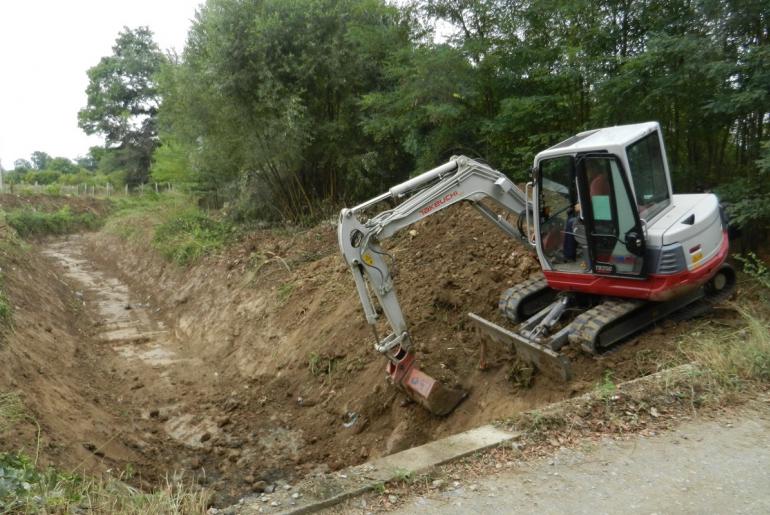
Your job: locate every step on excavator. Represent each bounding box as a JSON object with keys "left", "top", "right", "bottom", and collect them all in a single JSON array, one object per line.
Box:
[{"left": 337, "top": 122, "right": 735, "bottom": 415}]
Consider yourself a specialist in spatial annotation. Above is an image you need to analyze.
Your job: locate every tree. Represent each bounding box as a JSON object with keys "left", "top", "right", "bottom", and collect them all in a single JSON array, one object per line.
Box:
[
  {"left": 159, "top": 0, "right": 415, "bottom": 219},
  {"left": 78, "top": 27, "right": 165, "bottom": 185},
  {"left": 13, "top": 159, "right": 32, "bottom": 171},
  {"left": 48, "top": 157, "right": 78, "bottom": 174},
  {"left": 30, "top": 151, "right": 52, "bottom": 170}
]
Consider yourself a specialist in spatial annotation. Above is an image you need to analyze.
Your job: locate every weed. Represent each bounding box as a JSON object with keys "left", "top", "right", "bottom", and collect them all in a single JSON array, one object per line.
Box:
[
  {"left": 277, "top": 281, "right": 296, "bottom": 302},
  {"left": 308, "top": 353, "right": 338, "bottom": 378},
  {"left": 372, "top": 482, "right": 386, "bottom": 494},
  {"left": 735, "top": 252, "right": 770, "bottom": 291},
  {"left": 5, "top": 207, "right": 101, "bottom": 238},
  {"left": 0, "top": 392, "right": 24, "bottom": 432},
  {"left": 596, "top": 370, "right": 617, "bottom": 400},
  {"left": 308, "top": 353, "right": 321, "bottom": 376},
  {"left": 393, "top": 468, "right": 414, "bottom": 483},
  {"left": 507, "top": 359, "right": 534, "bottom": 389},
  {"left": 0, "top": 282, "right": 12, "bottom": 329}
]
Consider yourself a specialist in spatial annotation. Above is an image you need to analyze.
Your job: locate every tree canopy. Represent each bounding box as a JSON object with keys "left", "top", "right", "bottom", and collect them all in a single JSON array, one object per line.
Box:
[
  {"left": 76, "top": 0, "right": 768, "bottom": 233},
  {"left": 78, "top": 26, "right": 165, "bottom": 185}
]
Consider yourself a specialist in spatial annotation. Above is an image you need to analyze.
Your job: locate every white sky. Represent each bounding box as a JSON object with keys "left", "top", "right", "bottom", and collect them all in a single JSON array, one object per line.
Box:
[{"left": 0, "top": 0, "right": 202, "bottom": 169}]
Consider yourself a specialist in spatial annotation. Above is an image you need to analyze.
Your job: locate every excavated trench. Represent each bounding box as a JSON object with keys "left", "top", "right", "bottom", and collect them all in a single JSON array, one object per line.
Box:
[{"left": 21, "top": 205, "right": 686, "bottom": 505}]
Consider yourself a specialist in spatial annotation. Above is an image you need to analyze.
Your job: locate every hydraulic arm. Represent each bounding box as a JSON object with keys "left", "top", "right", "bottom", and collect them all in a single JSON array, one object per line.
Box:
[{"left": 337, "top": 156, "right": 530, "bottom": 414}]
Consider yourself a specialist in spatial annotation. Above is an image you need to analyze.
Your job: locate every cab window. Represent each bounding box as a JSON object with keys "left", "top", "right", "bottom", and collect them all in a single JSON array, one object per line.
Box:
[
  {"left": 583, "top": 157, "right": 644, "bottom": 276},
  {"left": 626, "top": 132, "right": 670, "bottom": 220}
]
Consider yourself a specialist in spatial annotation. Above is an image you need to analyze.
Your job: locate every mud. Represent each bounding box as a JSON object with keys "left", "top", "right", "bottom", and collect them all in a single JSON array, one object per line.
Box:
[{"left": 0, "top": 202, "right": 697, "bottom": 505}]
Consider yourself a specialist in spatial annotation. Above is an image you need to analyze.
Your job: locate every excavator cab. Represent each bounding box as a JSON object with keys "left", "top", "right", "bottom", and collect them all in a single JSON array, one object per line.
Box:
[{"left": 536, "top": 153, "right": 646, "bottom": 277}]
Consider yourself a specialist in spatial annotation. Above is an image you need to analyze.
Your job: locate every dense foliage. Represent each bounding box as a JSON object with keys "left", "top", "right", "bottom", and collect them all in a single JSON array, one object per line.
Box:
[
  {"left": 155, "top": 0, "right": 418, "bottom": 220},
  {"left": 79, "top": 27, "right": 166, "bottom": 186},
  {"left": 81, "top": 1, "right": 770, "bottom": 230},
  {"left": 4, "top": 148, "right": 119, "bottom": 188}
]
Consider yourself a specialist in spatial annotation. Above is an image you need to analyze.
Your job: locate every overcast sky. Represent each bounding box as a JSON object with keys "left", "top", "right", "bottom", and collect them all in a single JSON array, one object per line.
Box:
[{"left": 0, "top": 0, "right": 202, "bottom": 169}]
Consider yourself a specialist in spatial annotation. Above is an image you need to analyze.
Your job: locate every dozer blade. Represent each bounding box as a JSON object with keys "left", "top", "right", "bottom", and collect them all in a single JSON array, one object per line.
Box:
[
  {"left": 387, "top": 351, "right": 468, "bottom": 416},
  {"left": 468, "top": 313, "right": 572, "bottom": 381}
]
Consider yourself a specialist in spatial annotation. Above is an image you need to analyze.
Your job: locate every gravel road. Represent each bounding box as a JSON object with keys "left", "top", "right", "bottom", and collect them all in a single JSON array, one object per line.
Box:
[{"left": 391, "top": 410, "right": 770, "bottom": 514}]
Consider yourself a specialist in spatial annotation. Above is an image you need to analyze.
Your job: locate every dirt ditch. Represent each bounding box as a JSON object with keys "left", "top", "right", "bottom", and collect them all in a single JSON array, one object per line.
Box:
[{"left": 0, "top": 202, "right": 697, "bottom": 505}]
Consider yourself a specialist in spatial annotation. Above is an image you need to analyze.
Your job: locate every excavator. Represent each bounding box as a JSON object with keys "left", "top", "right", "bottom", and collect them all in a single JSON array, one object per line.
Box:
[{"left": 337, "top": 122, "right": 735, "bottom": 415}]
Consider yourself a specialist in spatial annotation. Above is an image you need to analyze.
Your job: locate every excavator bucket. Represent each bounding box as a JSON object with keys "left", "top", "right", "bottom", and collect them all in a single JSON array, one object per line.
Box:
[
  {"left": 387, "top": 350, "right": 468, "bottom": 416},
  {"left": 468, "top": 313, "right": 572, "bottom": 382}
]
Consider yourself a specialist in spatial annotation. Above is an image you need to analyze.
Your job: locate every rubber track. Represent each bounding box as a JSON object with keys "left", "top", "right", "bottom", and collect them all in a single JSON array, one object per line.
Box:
[
  {"left": 567, "top": 298, "right": 644, "bottom": 354},
  {"left": 499, "top": 274, "right": 548, "bottom": 323}
]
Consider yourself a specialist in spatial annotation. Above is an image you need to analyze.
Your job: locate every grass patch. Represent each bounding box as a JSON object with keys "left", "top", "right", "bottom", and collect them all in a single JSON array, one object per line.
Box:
[
  {"left": 4, "top": 207, "right": 101, "bottom": 238},
  {"left": 104, "top": 193, "right": 237, "bottom": 266},
  {"left": 680, "top": 306, "right": 770, "bottom": 388},
  {"left": 0, "top": 454, "right": 210, "bottom": 513},
  {"left": 276, "top": 281, "right": 296, "bottom": 302},
  {"left": 392, "top": 468, "right": 414, "bottom": 483},
  {"left": 0, "top": 392, "right": 24, "bottom": 432},
  {"left": 103, "top": 192, "right": 178, "bottom": 241},
  {"left": 0, "top": 390, "right": 209, "bottom": 513},
  {"left": 152, "top": 210, "right": 234, "bottom": 265}
]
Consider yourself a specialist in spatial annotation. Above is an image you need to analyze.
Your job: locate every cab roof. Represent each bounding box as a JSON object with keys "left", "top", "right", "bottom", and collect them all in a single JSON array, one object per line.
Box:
[{"left": 535, "top": 122, "right": 660, "bottom": 161}]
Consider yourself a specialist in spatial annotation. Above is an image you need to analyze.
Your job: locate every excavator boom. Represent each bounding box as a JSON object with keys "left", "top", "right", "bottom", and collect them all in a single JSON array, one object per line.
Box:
[{"left": 337, "top": 156, "right": 531, "bottom": 415}]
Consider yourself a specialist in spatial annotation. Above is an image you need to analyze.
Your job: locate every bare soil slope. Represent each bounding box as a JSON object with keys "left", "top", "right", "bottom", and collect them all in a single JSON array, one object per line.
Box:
[
  {"left": 0, "top": 197, "right": 697, "bottom": 506},
  {"left": 62, "top": 203, "right": 679, "bottom": 501},
  {"left": 0, "top": 227, "right": 146, "bottom": 475}
]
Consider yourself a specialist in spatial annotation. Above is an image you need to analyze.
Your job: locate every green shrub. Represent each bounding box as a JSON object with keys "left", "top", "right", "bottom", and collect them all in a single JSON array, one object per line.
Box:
[
  {"left": 152, "top": 210, "right": 234, "bottom": 265},
  {"left": 734, "top": 252, "right": 770, "bottom": 290},
  {"left": 5, "top": 207, "right": 101, "bottom": 238}
]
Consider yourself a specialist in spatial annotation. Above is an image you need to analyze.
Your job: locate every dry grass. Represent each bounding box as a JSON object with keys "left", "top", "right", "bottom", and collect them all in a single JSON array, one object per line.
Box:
[
  {"left": 679, "top": 305, "right": 770, "bottom": 388},
  {"left": 0, "top": 392, "right": 24, "bottom": 433},
  {"left": 0, "top": 391, "right": 210, "bottom": 514},
  {"left": 0, "top": 459, "right": 211, "bottom": 514}
]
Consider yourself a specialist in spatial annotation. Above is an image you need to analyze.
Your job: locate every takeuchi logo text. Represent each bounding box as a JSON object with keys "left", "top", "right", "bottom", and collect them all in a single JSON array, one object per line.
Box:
[{"left": 419, "top": 191, "right": 460, "bottom": 216}]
